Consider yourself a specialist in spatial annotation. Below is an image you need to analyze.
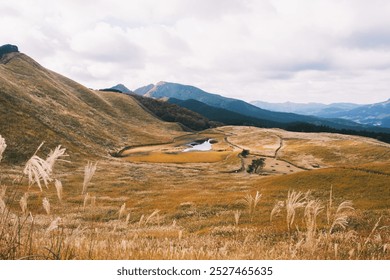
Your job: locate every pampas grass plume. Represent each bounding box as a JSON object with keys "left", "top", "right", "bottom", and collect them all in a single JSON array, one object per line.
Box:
[
  {"left": 82, "top": 161, "right": 97, "bottom": 194},
  {"left": 55, "top": 179, "right": 63, "bottom": 203},
  {"left": 19, "top": 193, "right": 29, "bottom": 215},
  {"left": 0, "top": 135, "right": 6, "bottom": 162},
  {"left": 119, "top": 203, "right": 126, "bottom": 220},
  {"left": 42, "top": 197, "right": 50, "bottom": 215}
]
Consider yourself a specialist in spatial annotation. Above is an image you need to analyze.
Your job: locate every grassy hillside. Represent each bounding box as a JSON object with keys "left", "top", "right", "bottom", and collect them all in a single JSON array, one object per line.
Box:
[
  {"left": 168, "top": 98, "right": 282, "bottom": 128},
  {"left": 0, "top": 52, "right": 183, "bottom": 163},
  {"left": 129, "top": 94, "right": 220, "bottom": 131}
]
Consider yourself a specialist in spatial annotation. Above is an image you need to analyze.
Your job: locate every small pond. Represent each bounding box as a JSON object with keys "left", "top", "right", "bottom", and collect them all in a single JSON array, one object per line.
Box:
[{"left": 183, "top": 139, "right": 213, "bottom": 152}]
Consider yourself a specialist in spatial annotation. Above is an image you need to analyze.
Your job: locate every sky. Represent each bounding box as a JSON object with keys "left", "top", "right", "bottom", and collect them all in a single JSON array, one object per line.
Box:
[{"left": 1, "top": 0, "right": 390, "bottom": 104}]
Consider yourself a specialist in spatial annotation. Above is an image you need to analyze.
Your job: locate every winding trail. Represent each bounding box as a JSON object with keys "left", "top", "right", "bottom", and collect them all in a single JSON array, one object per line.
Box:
[
  {"left": 223, "top": 131, "right": 308, "bottom": 173},
  {"left": 274, "top": 135, "right": 283, "bottom": 159}
]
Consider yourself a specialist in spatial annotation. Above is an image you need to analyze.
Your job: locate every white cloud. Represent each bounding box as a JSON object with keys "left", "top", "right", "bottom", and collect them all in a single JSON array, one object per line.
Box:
[{"left": 1, "top": 0, "right": 390, "bottom": 103}]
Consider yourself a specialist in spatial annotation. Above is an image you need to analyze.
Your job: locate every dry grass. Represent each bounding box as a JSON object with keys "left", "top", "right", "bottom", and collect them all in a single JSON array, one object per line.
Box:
[
  {"left": 125, "top": 151, "right": 232, "bottom": 163},
  {"left": 0, "top": 127, "right": 389, "bottom": 260}
]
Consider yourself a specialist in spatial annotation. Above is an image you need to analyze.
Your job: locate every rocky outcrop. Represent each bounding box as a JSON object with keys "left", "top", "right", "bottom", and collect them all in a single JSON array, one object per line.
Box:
[{"left": 0, "top": 44, "right": 19, "bottom": 58}]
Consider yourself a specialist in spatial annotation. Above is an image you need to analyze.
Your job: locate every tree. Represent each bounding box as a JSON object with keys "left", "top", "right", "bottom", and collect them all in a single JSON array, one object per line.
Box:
[{"left": 247, "top": 158, "right": 265, "bottom": 174}]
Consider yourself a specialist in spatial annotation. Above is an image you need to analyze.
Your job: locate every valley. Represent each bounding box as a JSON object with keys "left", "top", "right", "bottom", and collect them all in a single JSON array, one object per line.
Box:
[{"left": 1, "top": 48, "right": 389, "bottom": 260}]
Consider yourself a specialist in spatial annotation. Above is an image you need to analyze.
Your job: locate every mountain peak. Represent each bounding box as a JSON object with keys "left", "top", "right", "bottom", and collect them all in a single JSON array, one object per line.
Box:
[
  {"left": 0, "top": 44, "right": 19, "bottom": 58},
  {"left": 156, "top": 81, "right": 167, "bottom": 86},
  {"left": 109, "top": 84, "right": 132, "bottom": 93}
]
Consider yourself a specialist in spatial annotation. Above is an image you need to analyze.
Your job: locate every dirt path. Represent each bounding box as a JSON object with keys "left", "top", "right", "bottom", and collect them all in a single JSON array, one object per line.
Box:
[
  {"left": 274, "top": 135, "right": 283, "bottom": 159},
  {"left": 223, "top": 132, "right": 307, "bottom": 174}
]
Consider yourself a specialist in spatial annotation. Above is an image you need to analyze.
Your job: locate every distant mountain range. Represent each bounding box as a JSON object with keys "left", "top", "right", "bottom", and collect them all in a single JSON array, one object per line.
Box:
[
  {"left": 251, "top": 99, "right": 390, "bottom": 128},
  {"left": 168, "top": 98, "right": 282, "bottom": 128},
  {"left": 250, "top": 100, "right": 362, "bottom": 116},
  {"left": 129, "top": 81, "right": 390, "bottom": 132},
  {"left": 318, "top": 99, "right": 390, "bottom": 128}
]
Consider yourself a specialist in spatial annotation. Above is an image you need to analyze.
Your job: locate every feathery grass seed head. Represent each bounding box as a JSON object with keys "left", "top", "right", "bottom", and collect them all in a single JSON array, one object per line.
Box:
[
  {"left": 24, "top": 154, "right": 52, "bottom": 191},
  {"left": 47, "top": 217, "right": 62, "bottom": 233},
  {"left": 304, "top": 199, "right": 324, "bottom": 244},
  {"left": 82, "top": 161, "right": 97, "bottom": 194},
  {"left": 42, "top": 197, "right": 50, "bottom": 215},
  {"left": 242, "top": 191, "right": 262, "bottom": 220},
  {"left": 0, "top": 135, "right": 6, "bottom": 162},
  {"left": 234, "top": 210, "right": 241, "bottom": 226},
  {"left": 125, "top": 213, "right": 131, "bottom": 224},
  {"left": 83, "top": 193, "right": 90, "bottom": 209},
  {"left": 329, "top": 200, "right": 354, "bottom": 234},
  {"left": 119, "top": 203, "right": 126, "bottom": 220},
  {"left": 270, "top": 201, "right": 284, "bottom": 222},
  {"left": 19, "top": 193, "right": 29, "bottom": 215},
  {"left": 54, "top": 179, "right": 63, "bottom": 202},
  {"left": 46, "top": 145, "right": 69, "bottom": 170},
  {"left": 0, "top": 185, "right": 7, "bottom": 199},
  {"left": 286, "top": 190, "right": 307, "bottom": 231},
  {"left": 145, "top": 209, "right": 160, "bottom": 225}
]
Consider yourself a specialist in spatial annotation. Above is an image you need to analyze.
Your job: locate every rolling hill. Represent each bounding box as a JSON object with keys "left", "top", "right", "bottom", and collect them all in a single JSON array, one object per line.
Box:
[{"left": 0, "top": 49, "right": 183, "bottom": 163}]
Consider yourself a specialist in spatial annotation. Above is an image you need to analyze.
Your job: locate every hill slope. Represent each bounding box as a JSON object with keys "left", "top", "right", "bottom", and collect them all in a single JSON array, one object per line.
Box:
[
  {"left": 168, "top": 98, "right": 282, "bottom": 127},
  {"left": 128, "top": 94, "right": 220, "bottom": 131},
  {"left": 0, "top": 51, "right": 183, "bottom": 163}
]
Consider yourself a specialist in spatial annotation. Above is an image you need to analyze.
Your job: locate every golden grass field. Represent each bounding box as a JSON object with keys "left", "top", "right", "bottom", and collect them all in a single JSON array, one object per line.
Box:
[{"left": 1, "top": 126, "right": 389, "bottom": 260}]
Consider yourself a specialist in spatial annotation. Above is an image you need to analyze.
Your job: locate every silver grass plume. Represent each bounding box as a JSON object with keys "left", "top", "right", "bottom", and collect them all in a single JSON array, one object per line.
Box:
[
  {"left": 234, "top": 210, "right": 241, "bottom": 226},
  {"left": 118, "top": 203, "right": 126, "bottom": 220},
  {"left": 42, "top": 197, "right": 50, "bottom": 215},
  {"left": 54, "top": 179, "right": 63, "bottom": 203},
  {"left": 304, "top": 199, "right": 324, "bottom": 244},
  {"left": 23, "top": 142, "right": 52, "bottom": 191},
  {"left": 19, "top": 192, "right": 29, "bottom": 215},
  {"left": 46, "top": 145, "right": 69, "bottom": 170},
  {"left": 329, "top": 200, "right": 354, "bottom": 234},
  {"left": 82, "top": 161, "right": 97, "bottom": 194},
  {"left": 0, "top": 135, "right": 6, "bottom": 162},
  {"left": 47, "top": 217, "right": 62, "bottom": 233},
  {"left": 270, "top": 200, "right": 285, "bottom": 222},
  {"left": 83, "top": 193, "right": 90, "bottom": 209},
  {"left": 286, "top": 190, "right": 307, "bottom": 233},
  {"left": 145, "top": 210, "right": 160, "bottom": 225},
  {"left": 242, "top": 191, "right": 262, "bottom": 221}
]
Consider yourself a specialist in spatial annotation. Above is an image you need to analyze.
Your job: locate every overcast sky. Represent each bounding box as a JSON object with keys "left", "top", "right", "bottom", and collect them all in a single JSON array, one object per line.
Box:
[{"left": 1, "top": 0, "right": 390, "bottom": 104}]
